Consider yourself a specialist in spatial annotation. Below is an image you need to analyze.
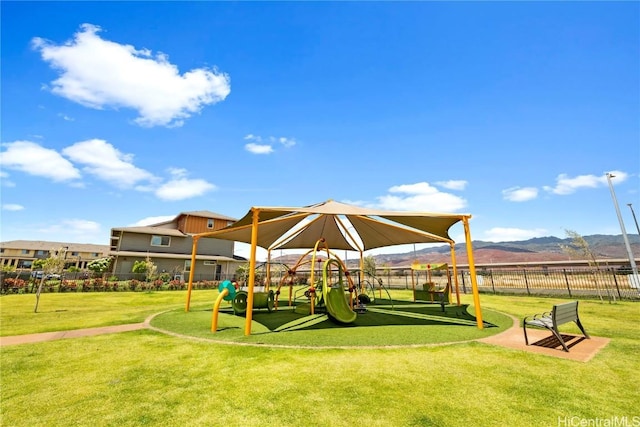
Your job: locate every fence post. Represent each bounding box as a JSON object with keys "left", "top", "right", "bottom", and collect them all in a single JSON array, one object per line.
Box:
[
  {"left": 611, "top": 269, "right": 622, "bottom": 299},
  {"left": 563, "top": 269, "right": 572, "bottom": 298},
  {"left": 461, "top": 271, "right": 467, "bottom": 294},
  {"left": 523, "top": 269, "right": 530, "bottom": 295},
  {"left": 489, "top": 269, "right": 495, "bottom": 294}
]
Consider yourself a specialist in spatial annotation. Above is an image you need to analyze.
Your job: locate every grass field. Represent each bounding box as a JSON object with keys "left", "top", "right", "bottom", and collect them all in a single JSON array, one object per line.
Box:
[{"left": 1, "top": 291, "right": 639, "bottom": 426}]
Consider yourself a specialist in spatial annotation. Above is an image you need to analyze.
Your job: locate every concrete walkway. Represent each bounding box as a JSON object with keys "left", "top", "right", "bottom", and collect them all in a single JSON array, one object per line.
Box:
[
  {"left": 0, "top": 322, "right": 147, "bottom": 346},
  {"left": 1, "top": 315, "right": 609, "bottom": 362}
]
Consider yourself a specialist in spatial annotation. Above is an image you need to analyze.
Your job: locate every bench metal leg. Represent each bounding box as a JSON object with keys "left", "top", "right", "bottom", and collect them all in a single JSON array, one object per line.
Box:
[
  {"left": 523, "top": 322, "right": 530, "bottom": 346},
  {"left": 575, "top": 319, "right": 590, "bottom": 339},
  {"left": 551, "top": 326, "right": 570, "bottom": 352}
]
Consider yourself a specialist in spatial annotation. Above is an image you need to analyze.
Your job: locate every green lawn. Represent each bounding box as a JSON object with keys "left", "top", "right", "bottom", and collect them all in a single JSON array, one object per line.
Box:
[
  {"left": 0, "top": 290, "right": 217, "bottom": 336},
  {"left": 1, "top": 291, "right": 639, "bottom": 426}
]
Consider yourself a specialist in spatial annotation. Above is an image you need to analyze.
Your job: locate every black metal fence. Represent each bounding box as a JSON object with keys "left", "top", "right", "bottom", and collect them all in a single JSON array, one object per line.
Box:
[
  {"left": 2, "top": 267, "right": 639, "bottom": 301},
  {"left": 374, "top": 267, "right": 640, "bottom": 301}
]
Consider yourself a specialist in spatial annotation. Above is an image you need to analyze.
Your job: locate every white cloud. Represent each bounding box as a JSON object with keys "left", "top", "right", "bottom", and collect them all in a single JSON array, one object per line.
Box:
[
  {"left": 543, "top": 171, "right": 627, "bottom": 195},
  {"left": 244, "top": 134, "right": 262, "bottom": 142},
  {"left": 502, "top": 186, "right": 538, "bottom": 202},
  {"left": 131, "top": 215, "right": 176, "bottom": 227},
  {"left": 58, "top": 113, "right": 75, "bottom": 121},
  {"left": 234, "top": 242, "right": 269, "bottom": 261},
  {"left": 0, "top": 171, "right": 16, "bottom": 187},
  {"left": 243, "top": 134, "right": 296, "bottom": 154},
  {"left": 37, "top": 219, "right": 102, "bottom": 238},
  {"left": 62, "top": 139, "right": 157, "bottom": 188},
  {"left": 154, "top": 168, "right": 216, "bottom": 201},
  {"left": 245, "top": 142, "right": 274, "bottom": 155},
  {"left": 376, "top": 182, "right": 467, "bottom": 212},
  {"left": 278, "top": 137, "right": 296, "bottom": 147},
  {"left": 482, "top": 227, "right": 548, "bottom": 242},
  {"left": 2, "top": 204, "right": 24, "bottom": 211},
  {"left": 2, "top": 138, "right": 215, "bottom": 202},
  {"left": 32, "top": 23, "right": 230, "bottom": 127},
  {"left": 436, "top": 180, "right": 467, "bottom": 191},
  {"left": 0, "top": 140, "right": 81, "bottom": 182}
]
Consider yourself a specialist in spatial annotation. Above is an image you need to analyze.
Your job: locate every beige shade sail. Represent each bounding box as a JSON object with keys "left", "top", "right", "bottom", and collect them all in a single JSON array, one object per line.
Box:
[
  {"left": 186, "top": 199, "right": 484, "bottom": 335},
  {"left": 198, "top": 200, "right": 465, "bottom": 251}
]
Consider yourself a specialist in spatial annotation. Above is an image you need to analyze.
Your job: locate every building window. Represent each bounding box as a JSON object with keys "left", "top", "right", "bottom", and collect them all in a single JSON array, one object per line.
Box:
[
  {"left": 207, "top": 218, "right": 214, "bottom": 229},
  {"left": 151, "top": 235, "right": 171, "bottom": 247},
  {"left": 35, "top": 250, "right": 48, "bottom": 256},
  {"left": 184, "top": 260, "right": 191, "bottom": 272},
  {"left": 21, "top": 249, "right": 30, "bottom": 255},
  {"left": 0, "top": 248, "right": 4, "bottom": 254},
  {"left": 91, "top": 253, "right": 100, "bottom": 257},
  {"left": 71, "top": 251, "right": 79, "bottom": 256},
  {"left": 17, "top": 260, "right": 33, "bottom": 268}
]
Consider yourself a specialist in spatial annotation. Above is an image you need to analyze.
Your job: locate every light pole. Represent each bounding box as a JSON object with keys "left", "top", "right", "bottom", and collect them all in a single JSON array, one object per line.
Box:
[
  {"left": 628, "top": 203, "right": 640, "bottom": 236},
  {"left": 606, "top": 173, "right": 639, "bottom": 292}
]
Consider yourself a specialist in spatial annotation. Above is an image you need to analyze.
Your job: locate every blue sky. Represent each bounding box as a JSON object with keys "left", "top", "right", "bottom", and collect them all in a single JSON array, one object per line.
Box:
[{"left": 1, "top": 1, "right": 639, "bottom": 259}]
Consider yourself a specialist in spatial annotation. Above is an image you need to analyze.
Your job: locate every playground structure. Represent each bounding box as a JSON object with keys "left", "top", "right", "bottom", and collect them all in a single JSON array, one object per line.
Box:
[
  {"left": 186, "top": 200, "right": 485, "bottom": 335},
  {"left": 272, "top": 238, "right": 359, "bottom": 323},
  {"left": 411, "top": 262, "right": 459, "bottom": 311},
  {"left": 212, "top": 239, "right": 362, "bottom": 330}
]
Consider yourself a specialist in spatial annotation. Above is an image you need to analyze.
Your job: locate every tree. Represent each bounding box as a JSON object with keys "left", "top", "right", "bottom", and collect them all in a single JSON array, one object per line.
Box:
[
  {"left": 1, "top": 265, "right": 16, "bottom": 273},
  {"left": 34, "top": 247, "right": 67, "bottom": 313},
  {"left": 32, "top": 259, "right": 45, "bottom": 270},
  {"left": 132, "top": 255, "right": 157, "bottom": 282},
  {"left": 235, "top": 263, "right": 250, "bottom": 283},
  {"left": 87, "top": 257, "right": 113, "bottom": 275},
  {"left": 363, "top": 256, "right": 377, "bottom": 278},
  {"left": 561, "top": 229, "right": 613, "bottom": 302}
]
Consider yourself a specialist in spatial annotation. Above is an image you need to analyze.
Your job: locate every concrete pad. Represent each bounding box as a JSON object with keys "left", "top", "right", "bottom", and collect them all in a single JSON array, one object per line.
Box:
[{"left": 479, "top": 324, "right": 610, "bottom": 362}]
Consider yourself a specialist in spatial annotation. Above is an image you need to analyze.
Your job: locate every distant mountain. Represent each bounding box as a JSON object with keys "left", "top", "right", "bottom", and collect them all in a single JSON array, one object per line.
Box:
[
  {"left": 270, "top": 234, "right": 640, "bottom": 267},
  {"left": 375, "top": 234, "right": 640, "bottom": 266},
  {"left": 479, "top": 245, "right": 535, "bottom": 253}
]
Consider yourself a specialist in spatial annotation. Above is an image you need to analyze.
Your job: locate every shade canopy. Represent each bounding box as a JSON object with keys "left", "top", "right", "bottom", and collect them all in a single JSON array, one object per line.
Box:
[
  {"left": 198, "top": 200, "right": 468, "bottom": 252},
  {"left": 186, "top": 199, "right": 484, "bottom": 335}
]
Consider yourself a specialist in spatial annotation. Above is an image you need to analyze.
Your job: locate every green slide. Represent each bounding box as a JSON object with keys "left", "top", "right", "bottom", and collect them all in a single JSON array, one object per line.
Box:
[{"left": 323, "top": 259, "right": 357, "bottom": 324}]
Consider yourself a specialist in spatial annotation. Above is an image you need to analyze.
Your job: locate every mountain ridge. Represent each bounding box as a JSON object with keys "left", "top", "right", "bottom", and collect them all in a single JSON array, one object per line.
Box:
[
  {"left": 271, "top": 234, "right": 640, "bottom": 266},
  {"left": 373, "top": 234, "right": 640, "bottom": 266}
]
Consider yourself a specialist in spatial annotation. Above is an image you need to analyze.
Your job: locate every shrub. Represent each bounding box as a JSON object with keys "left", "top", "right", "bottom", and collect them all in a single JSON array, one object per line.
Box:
[
  {"left": 168, "top": 279, "right": 184, "bottom": 290},
  {"left": 2, "top": 278, "right": 26, "bottom": 294},
  {"left": 92, "top": 278, "right": 104, "bottom": 291}
]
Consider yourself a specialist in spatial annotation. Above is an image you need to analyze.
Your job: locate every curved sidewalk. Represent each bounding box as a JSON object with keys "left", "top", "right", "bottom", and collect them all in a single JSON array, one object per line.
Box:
[
  {"left": 1, "top": 316, "right": 609, "bottom": 362},
  {"left": 0, "top": 322, "right": 147, "bottom": 346}
]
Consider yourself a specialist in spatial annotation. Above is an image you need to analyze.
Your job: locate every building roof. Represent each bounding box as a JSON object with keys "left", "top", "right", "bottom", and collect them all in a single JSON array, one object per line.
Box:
[
  {"left": 148, "top": 210, "right": 237, "bottom": 227},
  {"left": 110, "top": 226, "right": 188, "bottom": 236},
  {"left": 108, "top": 251, "right": 239, "bottom": 262},
  {"left": 0, "top": 240, "right": 110, "bottom": 253},
  {"left": 180, "top": 210, "right": 237, "bottom": 221}
]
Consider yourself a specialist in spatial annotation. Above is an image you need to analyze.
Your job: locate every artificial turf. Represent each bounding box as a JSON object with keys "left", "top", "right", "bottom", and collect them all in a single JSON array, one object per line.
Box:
[{"left": 149, "top": 299, "right": 510, "bottom": 347}]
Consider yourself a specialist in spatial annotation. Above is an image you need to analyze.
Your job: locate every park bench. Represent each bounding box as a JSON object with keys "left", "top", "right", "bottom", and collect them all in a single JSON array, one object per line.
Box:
[{"left": 523, "top": 300, "right": 590, "bottom": 352}]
